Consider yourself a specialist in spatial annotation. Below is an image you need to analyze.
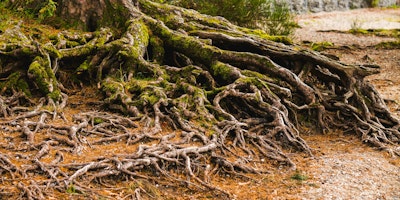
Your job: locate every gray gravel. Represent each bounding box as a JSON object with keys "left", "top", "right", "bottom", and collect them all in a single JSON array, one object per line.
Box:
[{"left": 300, "top": 151, "right": 400, "bottom": 200}]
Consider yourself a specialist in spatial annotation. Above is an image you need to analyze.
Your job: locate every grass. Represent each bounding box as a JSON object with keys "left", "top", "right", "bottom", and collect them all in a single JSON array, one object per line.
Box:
[
  {"left": 349, "top": 28, "right": 400, "bottom": 38},
  {"left": 290, "top": 171, "right": 308, "bottom": 181},
  {"left": 66, "top": 184, "right": 78, "bottom": 194},
  {"left": 311, "top": 41, "right": 334, "bottom": 51},
  {"left": 374, "top": 40, "right": 400, "bottom": 49},
  {"left": 349, "top": 18, "right": 365, "bottom": 34},
  {"left": 348, "top": 16, "right": 399, "bottom": 38}
]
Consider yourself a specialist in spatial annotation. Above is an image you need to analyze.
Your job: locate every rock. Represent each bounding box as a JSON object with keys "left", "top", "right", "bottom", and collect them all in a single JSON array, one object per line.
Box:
[{"left": 286, "top": 0, "right": 399, "bottom": 13}]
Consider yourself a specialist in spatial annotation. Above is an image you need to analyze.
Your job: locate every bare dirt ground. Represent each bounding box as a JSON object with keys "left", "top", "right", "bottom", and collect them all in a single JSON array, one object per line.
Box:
[
  {"left": 292, "top": 8, "right": 400, "bottom": 200},
  {"left": 294, "top": 8, "right": 400, "bottom": 46}
]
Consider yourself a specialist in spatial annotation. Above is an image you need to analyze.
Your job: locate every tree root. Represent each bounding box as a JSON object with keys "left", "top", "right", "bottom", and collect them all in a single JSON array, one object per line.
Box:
[{"left": 0, "top": 0, "right": 399, "bottom": 198}]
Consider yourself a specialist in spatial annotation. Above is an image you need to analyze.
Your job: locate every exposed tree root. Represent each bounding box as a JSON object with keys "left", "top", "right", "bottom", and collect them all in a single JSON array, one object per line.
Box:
[{"left": 0, "top": 0, "right": 399, "bottom": 198}]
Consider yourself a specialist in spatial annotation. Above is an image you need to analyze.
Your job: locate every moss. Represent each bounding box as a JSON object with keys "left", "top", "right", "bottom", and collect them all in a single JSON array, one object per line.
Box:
[
  {"left": 27, "top": 56, "right": 60, "bottom": 100},
  {"left": 126, "top": 78, "right": 165, "bottom": 106},
  {"left": 210, "top": 61, "right": 235, "bottom": 82},
  {"left": 100, "top": 0, "right": 131, "bottom": 33},
  {"left": 76, "top": 60, "right": 90, "bottom": 75},
  {"left": 349, "top": 28, "right": 399, "bottom": 38},
  {"left": 102, "top": 77, "right": 165, "bottom": 112},
  {"left": 48, "top": 90, "right": 61, "bottom": 101},
  {"left": 370, "top": 0, "right": 379, "bottom": 7},
  {"left": 150, "top": 20, "right": 218, "bottom": 65},
  {"left": 241, "top": 70, "right": 275, "bottom": 82},
  {"left": 168, "top": 65, "right": 198, "bottom": 83},
  {"left": 311, "top": 41, "right": 334, "bottom": 51},
  {"left": 102, "top": 77, "right": 166, "bottom": 108},
  {"left": 127, "top": 79, "right": 151, "bottom": 93},
  {"left": 0, "top": 72, "right": 20, "bottom": 87},
  {"left": 43, "top": 43, "right": 61, "bottom": 58},
  {"left": 129, "top": 19, "right": 150, "bottom": 58},
  {"left": 349, "top": 28, "right": 369, "bottom": 35},
  {"left": 16, "top": 78, "right": 32, "bottom": 96},
  {"left": 148, "top": 36, "right": 165, "bottom": 63},
  {"left": 0, "top": 72, "right": 31, "bottom": 96},
  {"left": 102, "top": 79, "right": 123, "bottom": 96},
  {"left": 20, "top": 46, "right": 36, "bottom": 55},
  {"left": 28, "top": 58, "right": 49, "bottom": 92},
  {"left": 65, "top": 40, "right": 81, "bottom": 48},
  {"left": 291, "top": 171, "right": 308, "bottom": 181},
  {"left": 236, "top": 77, "right": 264, "bottom": 88},
  {"left": 138, "top": 92, "right": 160, "bottom": 106},
  {"left": 240, "top": 28, "right": 293, "bottom": 45},
  {"left": 93, "top": 28, "right": 113, "bottom": 47},
  {"left": 173, "top": 35, "right": 216, "bottom": 65},
  {"left": 375, "top": 40, "right": 400, "bottom": 49},
  {"left": 139, "top": 1, "right": 185, "bottom": 29},
  {"left": 115, "top": 19, "right": 150, "bottom": 74},
  {"left": 268, "top": 36, "right": 293, "bottom": 45},
  {"left": 93, "top": 117, "right": 104, "bottom": 125},
  {"left": 158, "top": 68, "right": 171, "bottom": 82},
  {"left": 205, "top": 86, "right": 226, "bottom": 100},
  {"left": 0, "top": 1, "right": 64, "bottom": 44}
]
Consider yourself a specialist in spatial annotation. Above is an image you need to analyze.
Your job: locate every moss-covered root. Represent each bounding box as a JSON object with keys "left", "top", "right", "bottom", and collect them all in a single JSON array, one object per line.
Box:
[
  {"left": 27, "top": 56, "right": 61, "bottom": 101},
  {"left": 0, "top": 72, "right": 31, "bottom": 96}
]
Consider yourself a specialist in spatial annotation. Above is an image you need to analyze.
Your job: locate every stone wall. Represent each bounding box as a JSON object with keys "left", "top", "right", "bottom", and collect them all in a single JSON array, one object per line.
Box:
[{"left": 284, "top": 0, "right": 399, "bottom": 13}]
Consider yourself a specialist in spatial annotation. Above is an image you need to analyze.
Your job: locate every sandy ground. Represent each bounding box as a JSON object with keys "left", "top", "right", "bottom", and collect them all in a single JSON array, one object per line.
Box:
[
  {"left": 293, "top": 8, "right": 400, "bottom": 200},
  {"left": 298, "top": 135, "right": 400, "bottom": 200},
  {"left": 294, "top": 8, "right": 400, "bottom": 46}
]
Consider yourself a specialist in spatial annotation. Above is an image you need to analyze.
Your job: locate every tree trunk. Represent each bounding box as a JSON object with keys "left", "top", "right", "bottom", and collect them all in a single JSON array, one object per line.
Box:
[
  {"left": 0, "top": 0, "right": 399, "bottom": 198},
  {"left": 56, "top": 0, "right": 136, "bottom": 31}
]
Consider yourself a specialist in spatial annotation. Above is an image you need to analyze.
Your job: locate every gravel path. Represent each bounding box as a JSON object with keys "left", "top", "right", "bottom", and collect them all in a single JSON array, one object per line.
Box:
[
  {"left": 300, "top": 137, "right": 400, "bottom": 200},
  {"left": 294, "top": 8, "right": 400, "bottom": 200},
  {"left": 304, "top": 154, "right": 400, "bottom": 200},
  {"left": 294, "top": 8, "right": 400, "bottom": 46}
]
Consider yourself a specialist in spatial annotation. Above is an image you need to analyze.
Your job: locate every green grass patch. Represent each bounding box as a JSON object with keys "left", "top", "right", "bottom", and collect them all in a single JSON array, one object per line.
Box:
[
  {"left": 290, "top": 171, "right": 308, "bottom": 181},
  {"left": 375, "top": 40, "right": 400, "bottom": 49},
  {"left": 311, "top": 41, "right": 334, "bottom": 51},
  {"left": 349, "top": 28, "right": 400, "bottom": 38}
]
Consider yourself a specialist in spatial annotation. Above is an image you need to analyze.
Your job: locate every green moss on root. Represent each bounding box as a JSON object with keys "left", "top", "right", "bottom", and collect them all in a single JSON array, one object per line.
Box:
[
  {"left": 148, "top": 36, "right": 165, "bottom": 63},
  {"left": 76, "top": 60, "right": 90, "bottom": 74},
  {"left": 240, "top": 28, "right": 293, "bottom": 45},
  {"left": 211, "top": 62, "right": 234, "bottom": 81},
  {"left": 27, "top": 56, "right": 60, "bottom": 100},
  {"left": 311, "top": 41, "right": 334, "bottom": 51},
  {"left": 102, "top": 78, "right": 125, "bottom": 101},
  {"left": 0, "top": 72, "right": 31, "bottom": 96}
]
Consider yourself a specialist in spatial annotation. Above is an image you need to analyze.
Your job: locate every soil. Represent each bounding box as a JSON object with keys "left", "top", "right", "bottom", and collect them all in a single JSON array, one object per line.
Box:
[{"left": 1, "top": 8, "right": 399, "bottom": 200}]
